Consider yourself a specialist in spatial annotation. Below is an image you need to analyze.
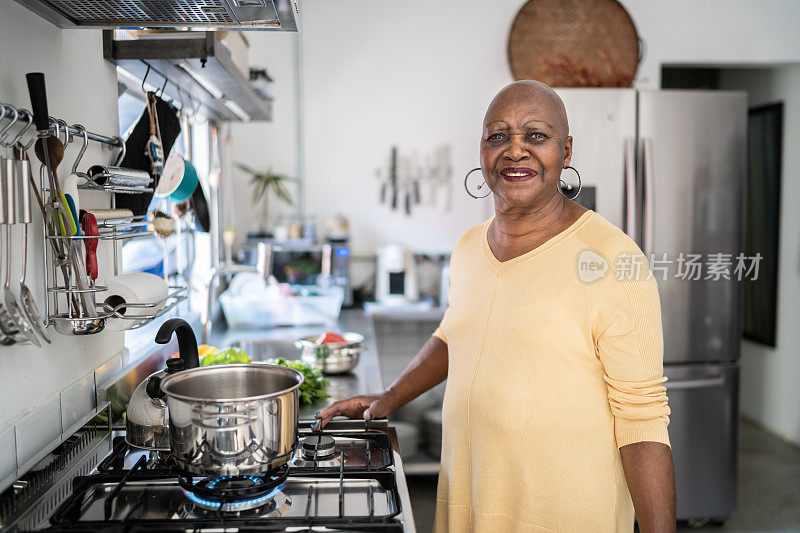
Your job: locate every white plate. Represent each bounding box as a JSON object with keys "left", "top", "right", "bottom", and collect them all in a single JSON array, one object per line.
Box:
[{"left": 155, "top": 152, "right": 184, "bottom": 197}]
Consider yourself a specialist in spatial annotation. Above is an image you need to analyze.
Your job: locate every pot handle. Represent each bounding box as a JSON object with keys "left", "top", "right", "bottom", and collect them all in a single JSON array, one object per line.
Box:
[{"left": 191, "top": 406, "right": 259, "bottom": 429}]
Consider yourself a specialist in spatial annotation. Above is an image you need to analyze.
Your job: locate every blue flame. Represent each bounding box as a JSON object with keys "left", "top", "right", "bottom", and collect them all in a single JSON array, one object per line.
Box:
[{"left": 185, "top": 476, "right": 285, "bottom": 511}]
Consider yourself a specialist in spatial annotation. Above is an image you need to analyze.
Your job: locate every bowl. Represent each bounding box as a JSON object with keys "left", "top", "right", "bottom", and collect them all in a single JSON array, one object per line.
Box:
[{"left": 169, "top": 159, "right": 199, "bottom": 203}]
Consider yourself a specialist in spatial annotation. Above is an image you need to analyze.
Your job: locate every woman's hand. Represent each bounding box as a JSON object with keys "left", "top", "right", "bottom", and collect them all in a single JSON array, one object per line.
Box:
[
  {"left": 312, "top": 392, "right": 395, "bottom": 430},
  {"left": 311, "top": 335, "right": 448, "bottom": 430}
]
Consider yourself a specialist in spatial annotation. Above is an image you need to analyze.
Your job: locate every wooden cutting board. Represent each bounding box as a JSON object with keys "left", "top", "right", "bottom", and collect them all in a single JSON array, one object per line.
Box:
[{"left": 507, "top": 0, "right": 640, "bottom": 87}]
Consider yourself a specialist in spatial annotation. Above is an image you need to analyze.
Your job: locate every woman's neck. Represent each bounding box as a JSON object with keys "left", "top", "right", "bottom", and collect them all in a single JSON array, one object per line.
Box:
[
  {"left": 493, "top": 196, "right": 569, "bottom": 239},
  {"left": 489, "top": 198, "right": 586, "bottom": 261}
]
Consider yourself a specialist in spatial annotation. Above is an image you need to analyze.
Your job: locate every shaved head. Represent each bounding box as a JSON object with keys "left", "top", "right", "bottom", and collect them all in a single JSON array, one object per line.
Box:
[{"left": 484, "top": 80, "right": 569, "bottom": 139}]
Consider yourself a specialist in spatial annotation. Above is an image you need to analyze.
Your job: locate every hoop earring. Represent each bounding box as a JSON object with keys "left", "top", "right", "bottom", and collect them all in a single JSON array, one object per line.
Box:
[
  {"left": 464, "top": 168, "right": 491, "bottom": 199},
  {"left": 558, "top": 166, "right": 582, "bottom": 200}
]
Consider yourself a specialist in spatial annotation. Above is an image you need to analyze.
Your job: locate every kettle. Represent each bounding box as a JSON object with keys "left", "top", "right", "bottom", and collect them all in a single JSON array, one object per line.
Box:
[{"left": 125, "top": 319, "right": 200, "bottom": 451}]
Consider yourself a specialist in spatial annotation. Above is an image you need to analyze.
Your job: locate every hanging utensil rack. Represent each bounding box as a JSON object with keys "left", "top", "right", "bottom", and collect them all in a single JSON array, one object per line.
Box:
[
  {"left": 0, "top": 101, "right": 187, "bottom": 336},
  {"left": 0, "top": 105, "right": 122, "bottom": 147}
]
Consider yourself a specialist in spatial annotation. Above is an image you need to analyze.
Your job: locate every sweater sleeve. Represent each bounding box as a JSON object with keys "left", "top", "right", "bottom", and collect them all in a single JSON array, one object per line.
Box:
[
  {"left": 433, "top": 246, "right": 459, "bottom": 345},
  {"left": 432, "top": 318, "right": 447, "bottom": 344},
  {"left": 596, "top": 275, "right": 671, "bottom": 450}
]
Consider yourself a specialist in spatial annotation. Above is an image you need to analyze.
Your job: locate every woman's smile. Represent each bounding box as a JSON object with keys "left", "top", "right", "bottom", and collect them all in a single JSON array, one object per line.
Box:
[{"left": 499, "top": 167, "right": 538, "bottom": 182}]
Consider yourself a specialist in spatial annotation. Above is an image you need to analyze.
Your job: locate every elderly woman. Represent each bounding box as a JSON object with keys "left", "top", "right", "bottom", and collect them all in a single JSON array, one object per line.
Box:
[{"left": 315, "top": 80, "right": 675, "bottom": 532}]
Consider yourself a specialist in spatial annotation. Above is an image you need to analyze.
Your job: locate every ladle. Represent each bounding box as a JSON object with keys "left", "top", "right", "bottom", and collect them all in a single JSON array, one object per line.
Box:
[{"left": 15, "top": 146, "right": 50, "bottom": 342}]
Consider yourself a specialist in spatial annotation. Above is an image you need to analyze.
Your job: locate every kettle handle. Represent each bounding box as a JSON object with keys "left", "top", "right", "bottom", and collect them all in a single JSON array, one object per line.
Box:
[{"left": 155, "top": 318, "right": 200, "bottom": 369}]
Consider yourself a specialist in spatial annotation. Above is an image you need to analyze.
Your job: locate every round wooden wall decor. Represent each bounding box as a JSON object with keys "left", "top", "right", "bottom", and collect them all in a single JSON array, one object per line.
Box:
[{"left": 507, "top": 0, "right": 640, "bottom": 87}]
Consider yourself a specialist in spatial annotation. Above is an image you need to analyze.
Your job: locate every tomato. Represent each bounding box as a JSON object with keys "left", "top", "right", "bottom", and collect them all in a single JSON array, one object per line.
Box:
[{"left": 317, "top": 332, "right": 346, "bottom": 344}]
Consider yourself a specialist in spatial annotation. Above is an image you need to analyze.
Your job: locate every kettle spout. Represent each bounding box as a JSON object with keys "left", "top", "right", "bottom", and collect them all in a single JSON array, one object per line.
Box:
[{"left": 155, "top": 318, "right": 200, "bottom": 369}]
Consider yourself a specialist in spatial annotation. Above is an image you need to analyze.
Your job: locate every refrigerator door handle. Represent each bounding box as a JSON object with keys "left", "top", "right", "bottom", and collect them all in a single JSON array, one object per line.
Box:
[
  {"left": 664, "top": 375, "right": 726, "bottom": 391},
  {"left": 642, "top": 137, "right": 655, "bottom": 258},
  {"left": 623, "top": 137, "right": 637, "bottom": 240}
]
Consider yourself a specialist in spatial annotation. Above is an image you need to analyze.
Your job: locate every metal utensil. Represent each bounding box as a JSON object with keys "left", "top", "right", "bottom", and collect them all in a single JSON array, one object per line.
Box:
[
  {"left": 30, "top": 163, "right": 80, "bottom": 316},
  {"left": 14, "top": 148, "right": 50, "bottom": 342},
  {"left": 296, "top": 332, "right": 365, "bottom": 374},
  {"left": 160, "top": 363, "right": 304, "bottom": 476},
  {"left": 1, "top": 155, "right": 40, "bottom": 346},
  {"left": 0, "top": 107, "right": 22, "bottom": 341},
  {"left": 27, "top": 72, "right": 96, "bottom": 318},
  {"left": 50, "top": 313, "right": 104, "bottom": 335},
  {"left": 2, "top": 225, "right": 40, "bottom": 346}
]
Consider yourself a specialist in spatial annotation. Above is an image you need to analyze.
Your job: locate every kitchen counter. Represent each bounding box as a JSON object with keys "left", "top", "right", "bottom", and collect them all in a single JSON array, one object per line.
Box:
[{"left": 206, "top": 309, "right": 385, "bottom": 422}]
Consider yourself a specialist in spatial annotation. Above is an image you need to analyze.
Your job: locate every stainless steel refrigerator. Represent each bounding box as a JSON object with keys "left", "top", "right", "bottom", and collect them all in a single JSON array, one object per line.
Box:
[{"left": 555, "top": 88, "right": 746, "bottom": 523}]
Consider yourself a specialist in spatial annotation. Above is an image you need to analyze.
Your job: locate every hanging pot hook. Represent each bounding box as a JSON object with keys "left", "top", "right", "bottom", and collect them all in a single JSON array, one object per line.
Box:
[
  {"left": 142, "top": 62, "right": 151, "bottom": 94},
  {"left": 157, "top": 74, "right": 168, "bottom": 98},
  {"left": 70, "top": 124, "right": 89, "bottom": 175},
  {"left": 0, "top": 106, "right": 19, "bottom": 146},
  {"left": 114, "top": 136, "right": 126, "bottom": 166},
  {"left": 5, "top": 111, "right": 33, "bottom": 148},
  {"left": 17, "top": 110, "right": 37, "bottom": 151},
  {"left": 0, "top": 104, "right": 10, "bottom": 137},
  {"left": 57, "top": 118, "right": 71, "bottom": 146}
]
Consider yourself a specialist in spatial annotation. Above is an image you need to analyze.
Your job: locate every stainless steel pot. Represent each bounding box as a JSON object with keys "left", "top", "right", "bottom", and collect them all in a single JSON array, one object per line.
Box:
[
  {"left": 160, "top": 363, "right": 304, "bottom": 476},
  {"left": 296, "top": 332, "right": 365, "bottom": 374}
]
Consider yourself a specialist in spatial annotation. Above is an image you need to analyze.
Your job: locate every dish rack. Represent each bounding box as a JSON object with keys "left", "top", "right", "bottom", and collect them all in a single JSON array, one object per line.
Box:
[{"left": 36, "top": 122, "right": 187, "bottom": 335}]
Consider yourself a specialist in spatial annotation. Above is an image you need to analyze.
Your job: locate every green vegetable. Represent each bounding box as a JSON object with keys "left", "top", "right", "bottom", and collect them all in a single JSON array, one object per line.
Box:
[
  {"left": 266, "top": 357, "right": 330, "bottom": 406},
  {"left": 201, "top": 346, "right": 251, "bottom": 366}
]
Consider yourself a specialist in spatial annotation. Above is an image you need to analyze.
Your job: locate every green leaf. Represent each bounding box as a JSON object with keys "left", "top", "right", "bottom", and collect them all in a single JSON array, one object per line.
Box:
[
  {"left": 265, "top": 357, "right": 329, "bottom": 406},
  {"left": 272, "top": 179, "right": 293, "bottom": 205},
  {"left": 235, "top": 162, "right": 258, "bottom": 175}
]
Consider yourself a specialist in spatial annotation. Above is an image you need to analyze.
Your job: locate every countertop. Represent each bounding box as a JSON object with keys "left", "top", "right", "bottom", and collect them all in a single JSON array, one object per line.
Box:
[{"left": 206, "top": 309, "right": 385, "bottom": 423}]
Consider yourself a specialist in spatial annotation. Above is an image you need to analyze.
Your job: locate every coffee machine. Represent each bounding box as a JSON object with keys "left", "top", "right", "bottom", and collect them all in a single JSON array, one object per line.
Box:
[{"left": 375, "top": 244, "right": 419, "bottom": 304}]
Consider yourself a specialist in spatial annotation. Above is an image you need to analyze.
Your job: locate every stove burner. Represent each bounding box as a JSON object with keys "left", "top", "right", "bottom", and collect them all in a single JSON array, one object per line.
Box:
[
  {"left": 302, "top": 435, "right": 336, "bottom": 460},
  {"left": 206, "top": 475, "right": 259, "bottom": 491},
  {"left": 179, "top": 467, "right": 290, "bottom": 513},
  {"left": 184, "top": 482, "right": 288, "bottom": 513}
]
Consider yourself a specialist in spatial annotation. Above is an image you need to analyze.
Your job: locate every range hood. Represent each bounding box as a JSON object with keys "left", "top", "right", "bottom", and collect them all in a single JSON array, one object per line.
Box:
[{"left": 13, "top": 0, "right": 298, "bottom": 30}]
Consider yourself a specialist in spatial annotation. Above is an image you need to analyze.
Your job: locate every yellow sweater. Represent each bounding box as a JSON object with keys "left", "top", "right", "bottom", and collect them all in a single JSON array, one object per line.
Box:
[{"left": 432, "top": 210, "right": 670, "bottom": 533}]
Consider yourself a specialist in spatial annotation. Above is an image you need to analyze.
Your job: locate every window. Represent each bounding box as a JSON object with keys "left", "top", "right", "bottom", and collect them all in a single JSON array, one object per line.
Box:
[{"left": 115, "top": 83, "right": 217, "bottom": 352}]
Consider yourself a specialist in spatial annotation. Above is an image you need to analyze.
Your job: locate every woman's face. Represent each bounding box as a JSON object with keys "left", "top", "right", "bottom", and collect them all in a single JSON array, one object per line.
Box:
[{"left": 480, "top": 83, "right": 572, "bottom": 210}]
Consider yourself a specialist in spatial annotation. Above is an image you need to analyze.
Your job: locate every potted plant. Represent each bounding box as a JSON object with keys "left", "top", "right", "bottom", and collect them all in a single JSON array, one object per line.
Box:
[{"left": 236, "top": 163, "right": 297, "bottom": 236}]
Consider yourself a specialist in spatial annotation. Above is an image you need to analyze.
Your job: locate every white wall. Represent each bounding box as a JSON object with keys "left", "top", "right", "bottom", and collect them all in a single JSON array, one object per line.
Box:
[
  {"left": 227, "top": 32, "right": 300, "bottom": 243},
  {"left": 299, "top": 0, "right": 516, "bottom": 254},
  {"left": 285, "top": 0, "right": 800, "bottom": 255},
  {"left": 624, "top": 0, "right": 800, "bottom": 88},
  {"left": 719, "top": 66, "right": 800, "bottom": 447},
  {"left": 0, "top": 3, "right": 123, "bottom": 430}
]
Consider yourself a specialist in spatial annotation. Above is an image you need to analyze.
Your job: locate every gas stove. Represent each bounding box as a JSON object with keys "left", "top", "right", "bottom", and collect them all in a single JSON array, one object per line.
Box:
[{"left": 0, "top": 421, "right": 415, "bottom": 532}]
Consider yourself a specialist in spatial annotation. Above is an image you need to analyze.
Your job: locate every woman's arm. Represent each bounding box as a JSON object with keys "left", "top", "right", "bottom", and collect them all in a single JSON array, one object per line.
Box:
[
  {"left": 620, "top": 441, "right": 676, "bottom": 532},
  {"left": 314, "top": 336, "right": 448, "bottom": 428}
]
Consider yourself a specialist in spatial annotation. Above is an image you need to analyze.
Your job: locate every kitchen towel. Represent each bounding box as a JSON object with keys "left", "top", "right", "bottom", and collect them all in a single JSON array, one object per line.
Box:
[{"left": 101, "top": 273, "right": 169, "bottom": 331}]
